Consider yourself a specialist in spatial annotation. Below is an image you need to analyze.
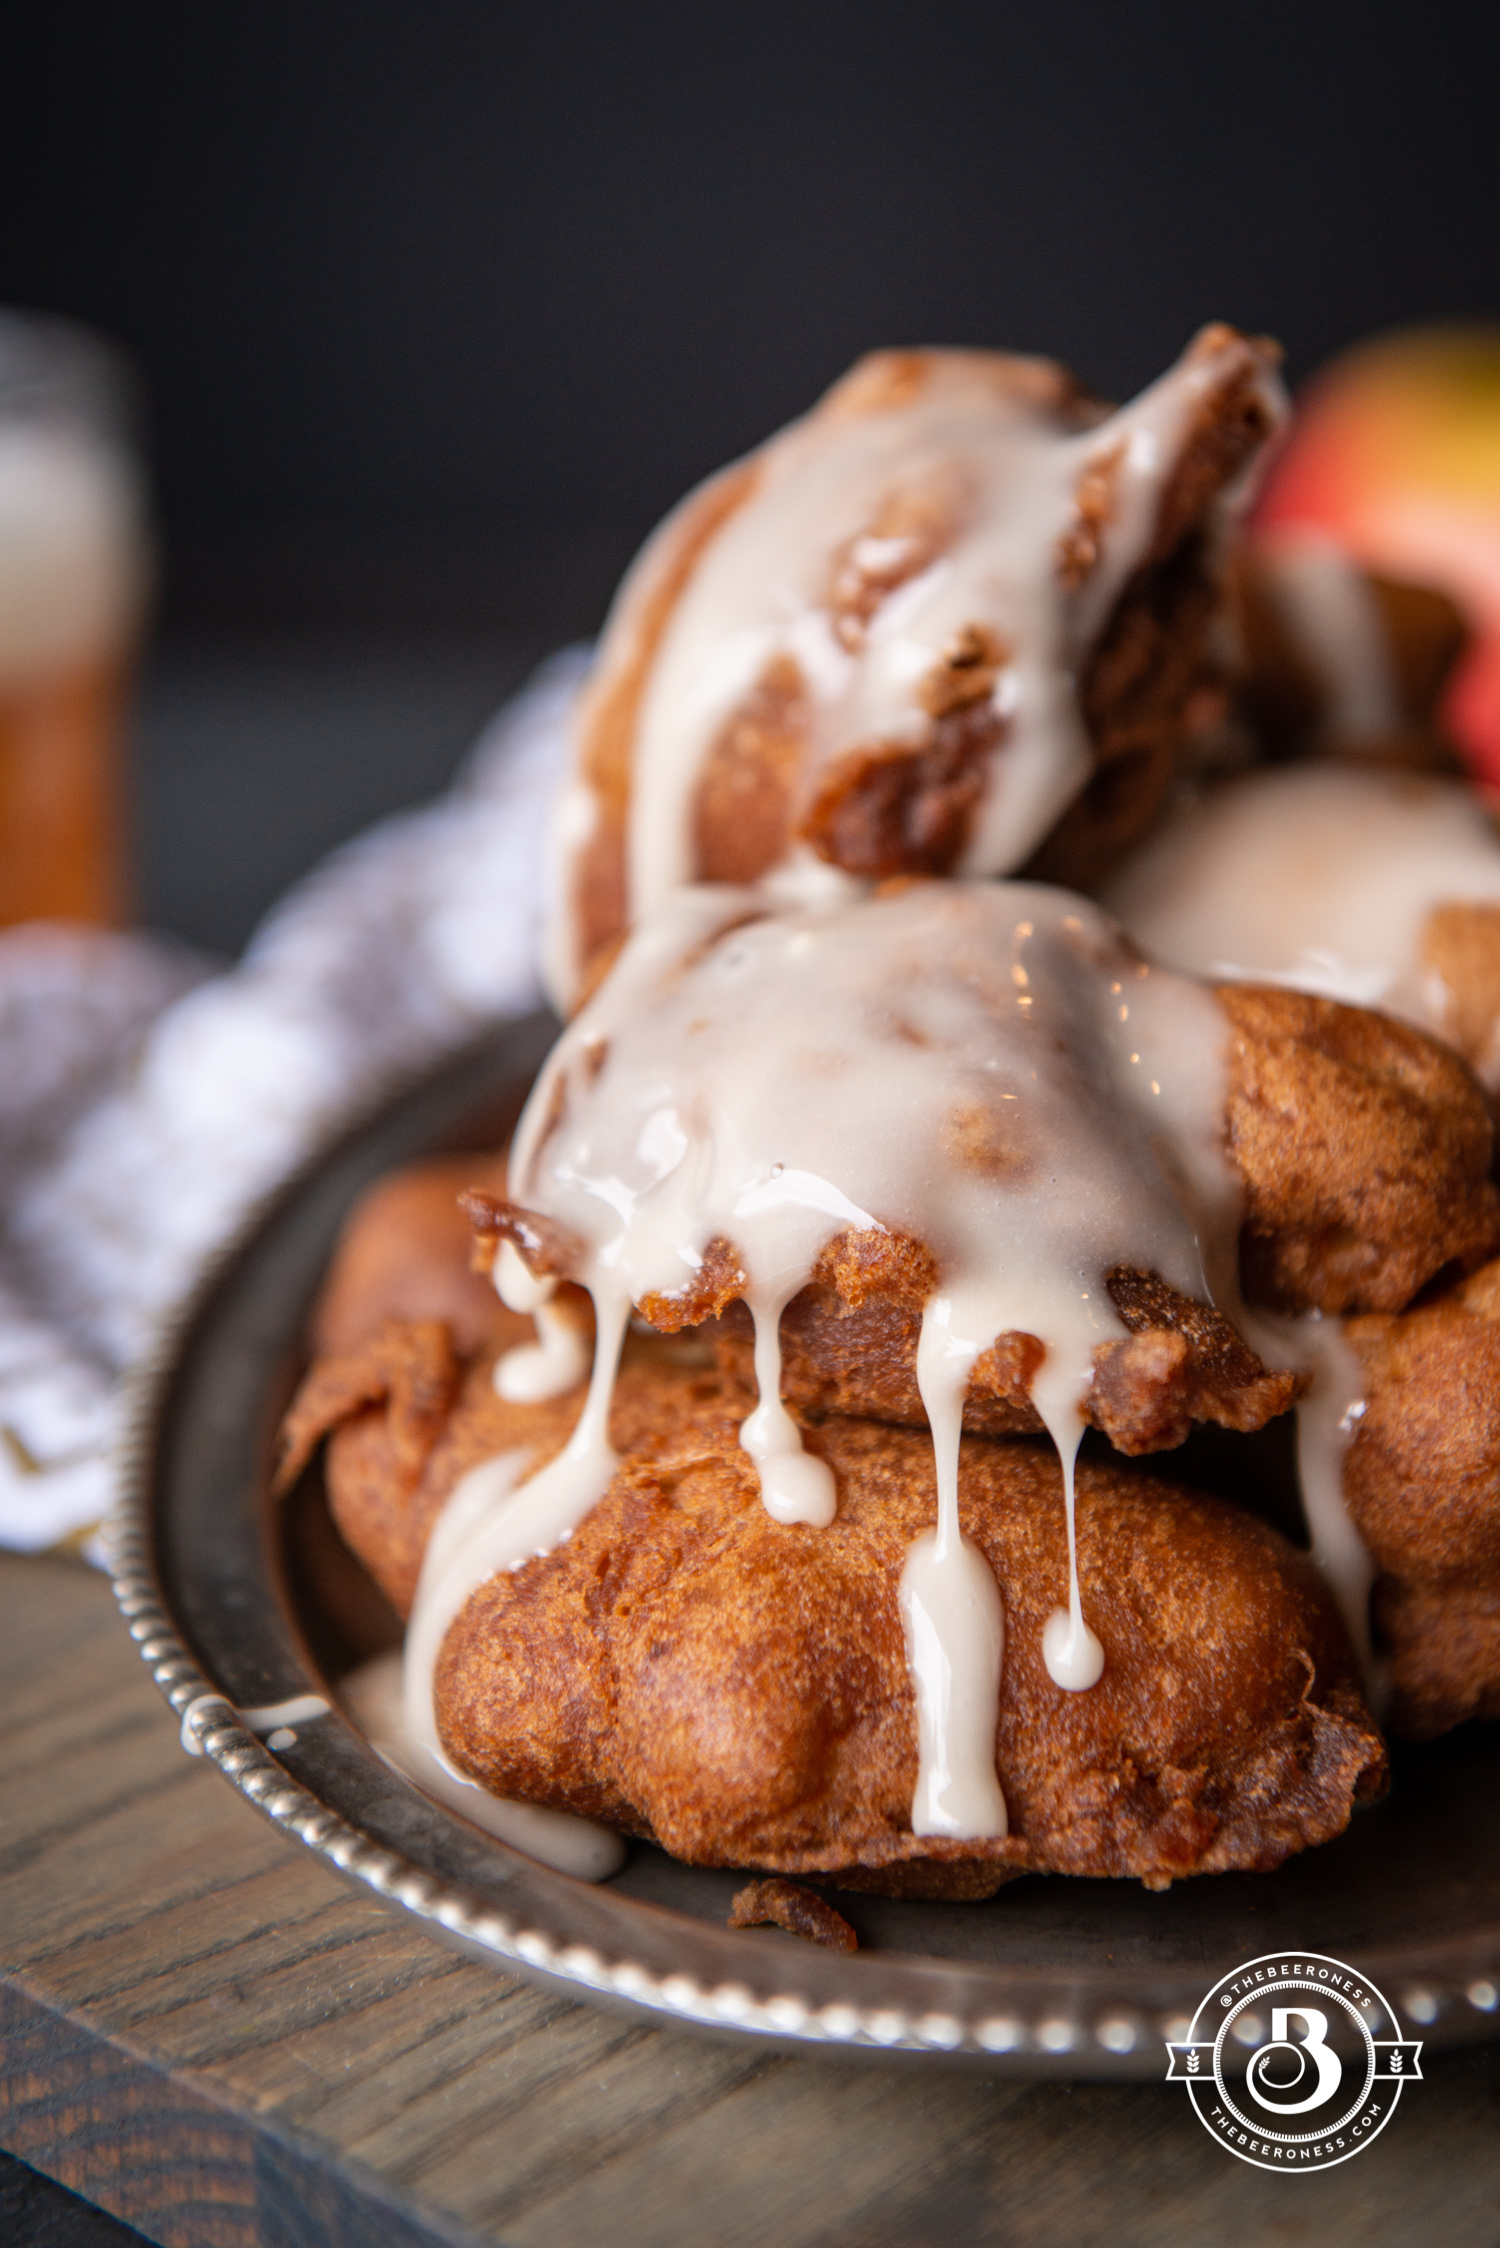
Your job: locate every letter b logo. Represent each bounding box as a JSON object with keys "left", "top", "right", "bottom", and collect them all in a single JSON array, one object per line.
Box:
[
  {"left": 1170, "top": 1953, "right": 1417, "bottom": 2171},
  {"left": 1246, "top": 2007, "right": 1343, "bottom": 2115}
]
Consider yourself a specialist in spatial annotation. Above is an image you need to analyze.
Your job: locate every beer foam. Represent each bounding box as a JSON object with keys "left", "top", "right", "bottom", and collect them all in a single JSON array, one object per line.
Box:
[{"left": 0, "top": 423, "right": 148, "bottom": 688}]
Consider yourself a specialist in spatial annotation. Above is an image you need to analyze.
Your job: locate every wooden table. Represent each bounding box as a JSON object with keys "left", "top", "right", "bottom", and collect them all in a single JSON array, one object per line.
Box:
[{"left": 3, "top": 1549, "right": 1498, "bottom": 2248}]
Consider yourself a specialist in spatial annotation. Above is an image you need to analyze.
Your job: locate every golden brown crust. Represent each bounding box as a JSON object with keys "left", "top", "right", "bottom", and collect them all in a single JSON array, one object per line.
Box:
[
  {"left": 565, "top": 332, "right": 1280, "bottom": 996},
  {"left": 728, "top": 1878, "right": 858, "bottom": 1951},
  {"left": 418, "top": 1357, "right": 1383, "bottom": 1890},
  {"left": 284, "top": 1326, "right": 1384, "bottom": 1892},
  {"left": 1370, "top": 1581, "right": 1500, "bottom": 1741},
  {"left": 278, "top": 1317, "right": 458, "bottom": 1498},
  {"left": 1218, "top": 982, "right": 1500, "bottom": 1313},
  {"left": 1420, "top": 902, "right": 1500, "bottom": 1081},
  {"left": 1099, "top": 1269, "right": 1303, "bottom": 1441},
  {"left": 312, "top": 1153, "right": 514, "bottom": 1357},
  {"left": 689, "top": 654, "right": 809, "bottom": 886},
  {"left": 708, "top": 1258, "right": 1301, "bottom": 1454},
  {"left": 304, "top": 1327, "right": 720, "bottom": 1617},
  {"left": 460, "top": 1187, "right": 583, "bottom": 1286},
  {"left": 1344, "top": 1258, "right": 1500, "bottom": 1736},
  {"left": 1150, "top": 328, "right": 1283, "bottom": 558},
  {"left": 570, "top": 455, "right": 763, "bottom": 981},
  {"left": 798, "top": 694, "right": 1007, "bottom": 879}
]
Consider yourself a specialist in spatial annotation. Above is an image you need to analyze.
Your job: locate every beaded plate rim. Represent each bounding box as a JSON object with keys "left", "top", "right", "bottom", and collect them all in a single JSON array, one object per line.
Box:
[{"left": 109, "top": 1019, "right": 1500, "bottom": 2078}]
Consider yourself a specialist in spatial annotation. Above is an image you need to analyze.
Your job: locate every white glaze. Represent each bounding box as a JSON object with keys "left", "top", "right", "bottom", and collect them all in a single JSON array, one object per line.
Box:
[
  {"left": 178, "top": 1690, "right": 332, "bottom": 1757},
  {"left": 739, "top": 1281, "right": 838, "bottom": 1526},
  {"left": 1028, "top": 1323, "right": 1107, "bottom": 1692},
  {"left": 399, "top": 1282, "right": 631, "bottom": 1869},
  {"left": 496, "top": 1238, "right": 553, "bottom": 1314},
  {"left": 504, "top": 879, "right": 1245, "bottom": 1831},
  {"left": 901, "top": 1300, "right": 1007, "bottom": 1835},
  {"left": 237, "top": 1692, "right": 332, "bottom": 1733},
  {"left": 547, "top": 332, "right": 1282, "bottom": 1005},
  {"left": 1228, "top": 1304, "right": 1382, "bottom": 1705},
  {"left": 1103, "top": 762, "right": 1500, "bottom": 1080},
  {"left": 493, "top": 1237, "right": 592, "bottom": 1403},
  {"left": 494, "top": 1299, "right": 591, "bottom": 1403},
  {"left": 1292, "top": 1320, "right": 1381, "bottom": 1699}
]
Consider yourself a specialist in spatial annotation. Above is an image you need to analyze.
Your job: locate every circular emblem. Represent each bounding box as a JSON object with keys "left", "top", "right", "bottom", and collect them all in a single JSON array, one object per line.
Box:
[{"left": 1166, "top": 1951, "right": 1421, "bottom": 2170}]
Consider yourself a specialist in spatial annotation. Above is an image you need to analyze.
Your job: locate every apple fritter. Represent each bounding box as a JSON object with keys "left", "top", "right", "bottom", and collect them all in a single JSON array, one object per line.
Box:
[
  {"left": 1344, "top": 1257, "right": 1500, "bottom": 1737},
  {"left": 279, "top": 1327, "right": 1385, "bottom": 1895}
]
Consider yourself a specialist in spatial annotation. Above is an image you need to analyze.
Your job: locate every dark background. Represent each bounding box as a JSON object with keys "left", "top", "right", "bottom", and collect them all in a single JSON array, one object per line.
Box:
[{"left": 1, "top": 0, "right": 1498, "bottom": 948}]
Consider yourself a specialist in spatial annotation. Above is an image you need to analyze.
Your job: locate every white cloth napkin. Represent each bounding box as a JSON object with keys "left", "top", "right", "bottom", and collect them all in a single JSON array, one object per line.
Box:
[{"left": 0, "top": 646, "right": 584, "bottom": 1556}]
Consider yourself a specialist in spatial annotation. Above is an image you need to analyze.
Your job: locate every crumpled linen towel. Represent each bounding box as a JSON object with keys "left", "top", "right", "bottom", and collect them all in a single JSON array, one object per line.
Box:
[{"left": 0, "top": 646, "right": 584, "bottom": 1555}]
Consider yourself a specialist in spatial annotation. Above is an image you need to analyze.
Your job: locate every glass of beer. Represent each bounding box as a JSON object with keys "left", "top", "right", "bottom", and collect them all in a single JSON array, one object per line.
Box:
[{"left": 0, "top": 312, "right": 151, "bottom": 928}]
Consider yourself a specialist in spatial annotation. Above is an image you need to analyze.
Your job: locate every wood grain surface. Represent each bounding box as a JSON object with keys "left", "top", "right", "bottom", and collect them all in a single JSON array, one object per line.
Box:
[{"left": 2, "top": 1550, "right": 1498, "bottom": 2248}]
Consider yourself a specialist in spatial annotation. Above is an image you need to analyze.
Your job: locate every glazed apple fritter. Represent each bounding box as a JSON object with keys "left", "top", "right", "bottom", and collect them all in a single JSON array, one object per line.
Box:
[
  {"left": 278, "top": 1327, "right": 1385, "bottom": 1897},
  {"left": 468, "top": 980, "right": 1500, "bottom": 1458},
  {"left": 564, "top": 326, "right": 1282, "bottom": 999}
]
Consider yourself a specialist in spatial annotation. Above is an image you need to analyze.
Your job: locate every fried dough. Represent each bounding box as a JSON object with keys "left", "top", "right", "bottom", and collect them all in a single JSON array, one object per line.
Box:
[
  {"left": 1219, "top": 983, "right": 1500, "bottom": 1313},
  {"left": 1344, "top": 1257, "right": 1500, "bottom": 1736},
  {"left": 701, "top": 1253, "right": 1300, "bottom": 1456},
  {"left": 559, "top": 327, "right": 1282, "bottom": 1001},
  {"left": 312, "top": 1152, "right": 515, "bottom": 1357},
  {"left": 280, "top": 1326, "right": 1385, "bottom": 1894},
  {"left": 469, "top": 980, "right": 1500, "bottom": 1454}
]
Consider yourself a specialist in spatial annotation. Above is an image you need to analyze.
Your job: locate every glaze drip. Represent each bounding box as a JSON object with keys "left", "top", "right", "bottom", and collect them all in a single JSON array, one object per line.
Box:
[
  {"left": 1105, "top": 757, "right": 1500, "bottom": 1680},
  {"left": 620, "top": 341, "right": 1279, "bottom": 931},
  {"left": 1292, "top": 1320, "right": 1380, "bottom": 1697},
  {"left": 494, "top": 1298, "right": 590, "bottom": 1404},
  {"left": 493, "top": 878, "right": 1245, "bottom": 1833},
  {"left": 493, "top": 1240, "right": 592, "bottom": 1402},
  {"left": 902, "top": 1300, "right": 1007, "bottom": 1835},
  {"left": 398, "top": 1283, "right": 634, "bottom": 1875},
  {"left": 1231, "top": 1304, "right": 1382, "bottom": 1703},
  {"left": 740, "top": 1281, "right": 838, "bottom": 1526}
]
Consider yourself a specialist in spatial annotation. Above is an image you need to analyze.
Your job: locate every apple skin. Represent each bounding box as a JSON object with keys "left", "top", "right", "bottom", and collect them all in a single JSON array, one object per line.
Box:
[{"left": 1254, "top": 327, "right": 1500, "bottom": 785}]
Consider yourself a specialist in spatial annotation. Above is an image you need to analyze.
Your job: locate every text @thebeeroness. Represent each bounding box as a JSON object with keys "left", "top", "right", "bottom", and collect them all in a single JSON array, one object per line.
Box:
[{"left": 1166, "top": 1951, "right": 1421, "bottom": 2170}]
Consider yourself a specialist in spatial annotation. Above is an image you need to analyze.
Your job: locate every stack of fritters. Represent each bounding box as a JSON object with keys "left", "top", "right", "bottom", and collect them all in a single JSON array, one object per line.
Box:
[
  {"left": 281, "top": 973, "right": 1500, "bottom": 1894},
  {"left": 279, "top": 322, "right": 1500, "bottom": 1903}
]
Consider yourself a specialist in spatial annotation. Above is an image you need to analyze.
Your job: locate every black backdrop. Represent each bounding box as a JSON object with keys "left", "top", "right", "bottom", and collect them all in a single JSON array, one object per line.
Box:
[{"left": 3, "top": 0, "right": 1499, "bottom": 638}]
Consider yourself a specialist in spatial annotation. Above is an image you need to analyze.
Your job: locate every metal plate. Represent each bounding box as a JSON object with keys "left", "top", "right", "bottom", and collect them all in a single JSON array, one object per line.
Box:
[{"left": 112, "top": 1013, "right": 1500, "bottom": 2078}]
